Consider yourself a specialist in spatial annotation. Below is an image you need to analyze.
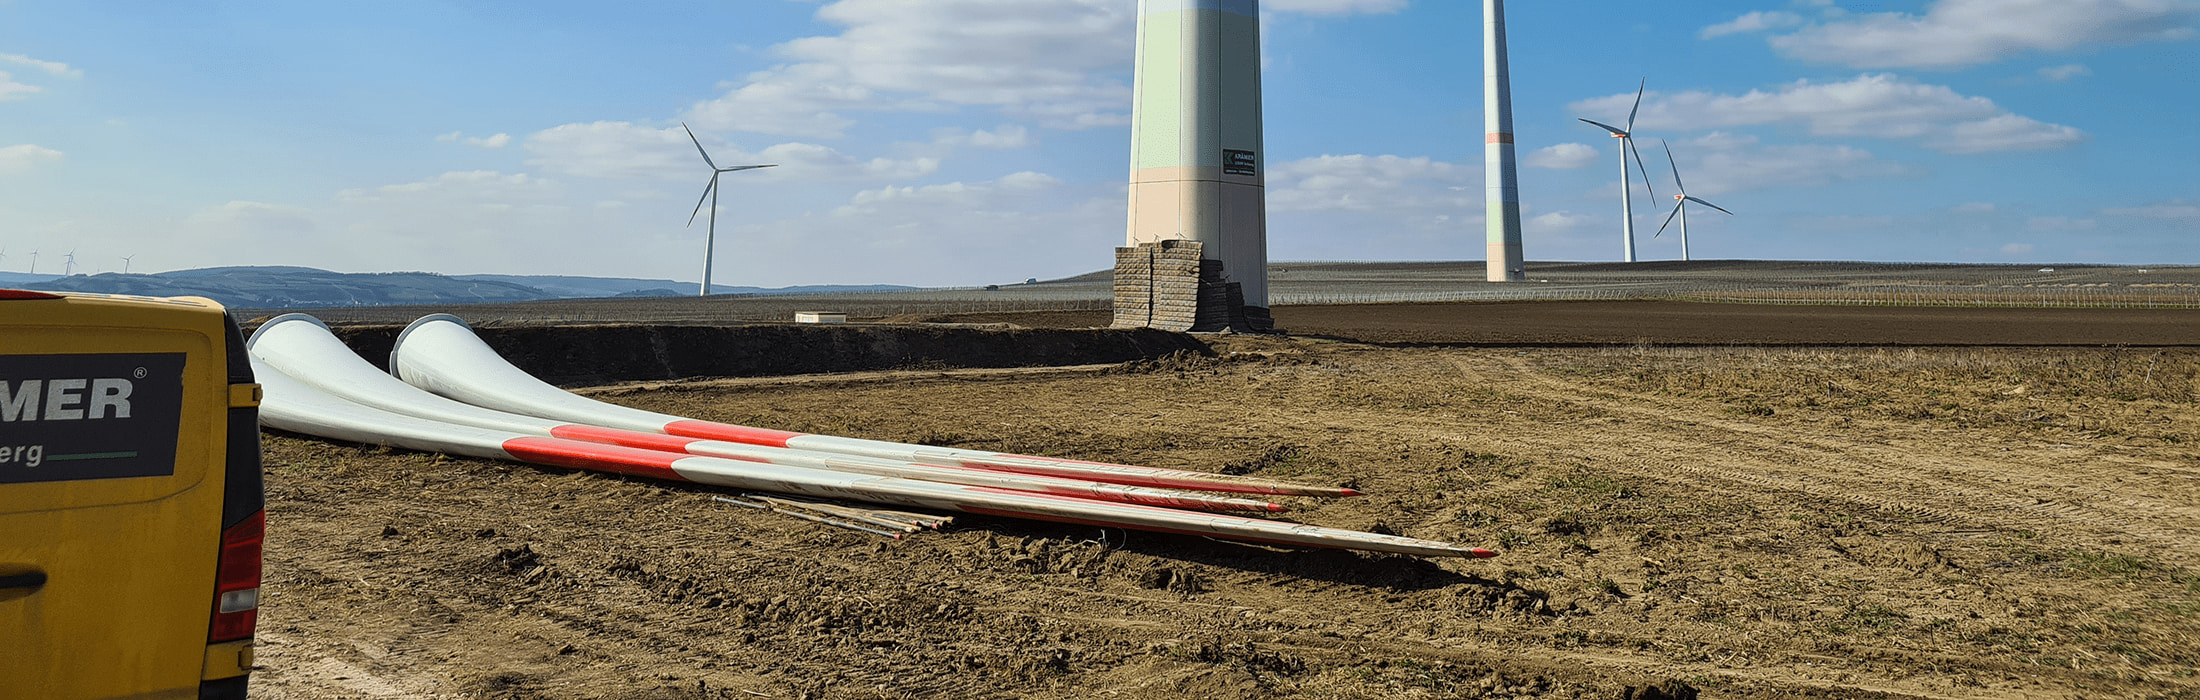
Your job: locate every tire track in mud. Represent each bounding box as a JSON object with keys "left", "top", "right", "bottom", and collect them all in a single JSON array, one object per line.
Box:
[{"left": 1462, "top": 354, "right": 2200, "bottom": 564}]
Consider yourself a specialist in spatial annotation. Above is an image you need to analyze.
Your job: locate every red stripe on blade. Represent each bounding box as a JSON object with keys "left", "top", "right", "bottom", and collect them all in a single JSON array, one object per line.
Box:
[
  {"left": 502, "top": 437, "right": 690, "bottom": 481},
  {"left": 551, "top": 424, "right": 703, "bottom": 453},
  {"left": 665, "top": 420, "right": 803, "bottom": 448}
]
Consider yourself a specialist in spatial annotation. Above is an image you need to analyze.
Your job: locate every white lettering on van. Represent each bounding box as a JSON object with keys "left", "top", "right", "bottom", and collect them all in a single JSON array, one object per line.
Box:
[
  {"left": 0, "top": 378, "right": 136, "bottom": 422},
  {"left": 44, "top": 378, "right": 86, "bottom": 421},
  {"left": 0, "top": 380, "right": 38, "bottom": 421},
  {"left": 0, "top": 445, "right": 42, "bottom": 467},
  {"left": 89, "top": 378, "right": 132, "bottom": 419}
]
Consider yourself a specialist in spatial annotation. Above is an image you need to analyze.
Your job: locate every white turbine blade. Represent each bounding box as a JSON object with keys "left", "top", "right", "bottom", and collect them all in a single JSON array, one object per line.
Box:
[
  {"left": 681, "top": 122, "right": 718, "bottom": 170},
  {"left": 1627, "top": 77, "right": 1646, "bottom": 132},
  {"left": 1661, "top": 139, "right": 1685, "bottom": 194},
  {"left": 1687, "top": 196, "right": 1736, "bottom": 216},
  {"left": 717, "top": 164, "right": 778, "bottom": 173},
  {"left": 1579, "top": 118, "right": 1628, "bottom": 137},
  {"left": 1628, "top": 137, "right": 1656, "bottom": 201},
  {"left": 687, "top": 174, "right": 718, "bottom": 227},
  {"left": 1655, "top": 201, "right": 1683, "bottom": 238}
]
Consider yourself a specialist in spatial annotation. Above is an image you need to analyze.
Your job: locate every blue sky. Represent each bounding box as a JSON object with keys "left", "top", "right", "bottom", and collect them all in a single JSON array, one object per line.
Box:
[{"left": 2, "top": 0, "right": 2195, "bottom": 286}]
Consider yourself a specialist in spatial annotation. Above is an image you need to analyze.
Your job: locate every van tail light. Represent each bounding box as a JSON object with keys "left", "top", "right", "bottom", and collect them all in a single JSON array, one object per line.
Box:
[{"left": 209, "top": 510, "right": 264, "bottom": 643}]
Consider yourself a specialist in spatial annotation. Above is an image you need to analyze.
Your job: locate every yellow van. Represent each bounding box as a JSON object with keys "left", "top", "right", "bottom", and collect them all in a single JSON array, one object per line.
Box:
[{"left": 1, "top": 290, "right": 263, "bottom": 700}]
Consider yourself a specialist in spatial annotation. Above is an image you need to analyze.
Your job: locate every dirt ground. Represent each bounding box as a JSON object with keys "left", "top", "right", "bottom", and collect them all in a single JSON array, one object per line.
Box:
[{"left": 249, "top": 324, "right": 2200, "bottom": 699}]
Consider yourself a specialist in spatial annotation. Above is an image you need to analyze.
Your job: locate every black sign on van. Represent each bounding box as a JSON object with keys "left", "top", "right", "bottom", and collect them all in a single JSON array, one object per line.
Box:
[
  {"left": 1223, "top": 149, "right": 1258, "bottom": 177},
  {"left": 0, "top": 353, "right": 186, "bottom": 485}
]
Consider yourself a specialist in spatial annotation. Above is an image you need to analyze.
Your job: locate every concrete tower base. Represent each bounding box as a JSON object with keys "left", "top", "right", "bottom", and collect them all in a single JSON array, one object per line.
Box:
[{"left": 1112, "top": 240, "right": 1273, "bottom": 333}]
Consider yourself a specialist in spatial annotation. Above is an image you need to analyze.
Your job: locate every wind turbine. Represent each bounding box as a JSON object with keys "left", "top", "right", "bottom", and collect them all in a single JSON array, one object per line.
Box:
[
  {"left": 681, "top": 123, "right": 776, "bottom": 297},
  {"left": 63, "top": 249, "right": 77, "bottom": 276},
  {"left": 1579, "top": 78, "right": 1657, "bottom": 263},
  {"left": 121, "top": 254, "right": 135, "bottom": 274},
  {"left": 27, "top": 250, "right": 36, "bottom": 274},
  {"left": 1655, "top": 139, "right": 1734, "bottom": 261}
]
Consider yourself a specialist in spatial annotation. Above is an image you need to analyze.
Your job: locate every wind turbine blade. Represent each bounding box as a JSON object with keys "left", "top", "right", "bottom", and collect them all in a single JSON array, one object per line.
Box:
[
  {"left": 1661, "top": 139, "right": 1685, "bottom": 194},
  {"left": 717, "top": 164, "right": 778, "bottom": 173},
  {"left": 1628, "top": 137, "right": 1656, "bottom": 201},
  {"left": 1579, "top": 118, "right": 1628, "bottom": 137},
  {"left": 1627, "top": 77, "right": 1646, "bottom": 132},
  {"left": 681, "top": 122, "right": 718, "bottom": 170},
  {"left": 1655, "top": 201, "right": 1683, "bottom": 238},
  {"left": 687, "top": 174, "right": 718, "bottom": 227},
  {"left": 1688, "top": 196, "right": 1736, "bottom": 216}
]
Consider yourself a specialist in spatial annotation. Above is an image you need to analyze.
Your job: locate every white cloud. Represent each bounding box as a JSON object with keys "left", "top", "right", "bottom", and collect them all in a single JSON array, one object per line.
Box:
[
  {"left": 932, "top": 124, "right": 1033, "bottom": 149},
  {"left": 1578, "top": 74, "right": 2086, "bottom": 154},
  {"left": 1937, "top": 114, "right": 2087, "bottom": 154},
  {"left": 0, "top": 144, "right": 64, "bottom": 175},
  {"left": 1666, "top": 132, "right": 1918, "bottom": 197},
  {"left": 439, "top": 131, "right": 511, "bottom": 148},
  {"left": 523, "top": 121, "right": 937, "bottom": 182},
  {"left": 1266, "top": 154, "right": 1474, "bottom": 215},
  {"left": 1765, "top": 0, "right": 2200, "bottom": 69},
  {"left": 1264, "top": 0, "right": 1406, "bottom": 15},
  {"left": 0, "top": 71, "right": 40, "bottom": 100},
  {"left": 2102, "top": 199, "right": 2200, "bottom": 219},
  {"left": 1529, "top": 211, "right": 1594, "bottom": 231},
  {"left": 687, "top": 0, "right": 1137, "bottom": 137},
  {"left": 1701, "top": 11, "right": 1806, "bottom": 39},
  {"left": 1953, "top": 202, "right": 1997, "bottom": 213},
  {"left": 2002, "top": 243, "right": 2036, "bottom": 255},
  {"left": 1526, "top": 143, "right": 1600, "bottom": 170},
  {"left": 2026, "top": 216, "right": 2098, "bottom": 233},
  {"left": 2039, "top": 63, "right": 2094, "bottom": 81},
  {"left": 684, "top": 0, "right": 1397, "bottom": 140},
  {"left": 0, "top": 53, "right": 79, "bottom": 78}
]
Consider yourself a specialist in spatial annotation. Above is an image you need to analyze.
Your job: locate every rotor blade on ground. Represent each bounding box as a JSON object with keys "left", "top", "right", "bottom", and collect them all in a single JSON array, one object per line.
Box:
[
  {"left": 1688, "top": 196, "right": 1736, "bottom": 216},
  {"left": 248, "top": 314, "right": 1286, "bottom": 513},
  {"left": 687, "top": 174, "right": 717, "bottom": 227},
  {"left": 681, "top": 122, "right": 718, "bottom": 170},
  {"left": 1628, "top": 77, "right": 1646, "bottom": 131},
  {"left": 1655, "top": 201, "right": 1684, "bottom": 238},
  {"left": 1578, "top": 118, "right": 1627, "bottom": 137},
  {"left": 253, "top": 362, "right": 1490, "bottom": 559},
  {"left": 388, "top": 314, "right": 1362, "bottom": 498}
]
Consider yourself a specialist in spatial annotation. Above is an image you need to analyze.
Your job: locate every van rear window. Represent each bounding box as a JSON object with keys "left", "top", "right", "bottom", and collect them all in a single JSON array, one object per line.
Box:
[{"left": 1, "top": 353, "right": 186, "bottom": 484}]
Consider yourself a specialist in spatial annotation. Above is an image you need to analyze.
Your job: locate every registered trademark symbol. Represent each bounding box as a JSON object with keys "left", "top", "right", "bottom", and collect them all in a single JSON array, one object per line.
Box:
[{"left": 134, "top": 367, "right": 148, "bottom": 379}]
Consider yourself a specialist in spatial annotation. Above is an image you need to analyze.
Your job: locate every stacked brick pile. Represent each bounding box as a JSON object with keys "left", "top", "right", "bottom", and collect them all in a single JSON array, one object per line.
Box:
[{"left": 1112, "top": 240, "right": 1273, "bottom": 333}]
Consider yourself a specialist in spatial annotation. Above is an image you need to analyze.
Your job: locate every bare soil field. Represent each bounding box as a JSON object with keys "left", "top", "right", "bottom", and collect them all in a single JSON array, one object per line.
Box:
[{"left": 251, "top": 325, "right": 2200, "bottom": 699}]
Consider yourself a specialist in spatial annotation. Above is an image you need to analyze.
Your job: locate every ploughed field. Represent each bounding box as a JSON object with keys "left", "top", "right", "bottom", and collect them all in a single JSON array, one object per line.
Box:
[{"left": 250, "top": 308, "right": 2200, "bottom": 699}]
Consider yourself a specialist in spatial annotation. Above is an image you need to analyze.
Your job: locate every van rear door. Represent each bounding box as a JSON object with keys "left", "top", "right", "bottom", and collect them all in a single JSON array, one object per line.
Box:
[{"left": 1, "top": 292, "right": 241, "bottom": 700}]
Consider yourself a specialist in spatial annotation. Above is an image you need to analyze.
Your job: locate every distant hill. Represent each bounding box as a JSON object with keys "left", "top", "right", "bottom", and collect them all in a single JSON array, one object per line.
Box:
[
  {"left": 0, "top": 272, "right": 61, "bottom": 287},
  {"left": 11, "top": 266, "right": 919, "bottom": 309}
]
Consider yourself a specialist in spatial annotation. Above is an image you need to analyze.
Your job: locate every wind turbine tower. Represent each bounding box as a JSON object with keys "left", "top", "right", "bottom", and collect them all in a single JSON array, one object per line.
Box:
[
  {"left": 1580, "top": 80, "right": 1656, "bottom": 263},
  {"left": 63, "top": 249, "right": 77, "bottom": 276},
  {"left": 1485, "top": 0, "right": 1525, "bottom": 282},
  {"left": 1118, "top": 0, "right": 1272, "bottom": 332},
  {"left": 121, "top": 254, "right": 136, "bottom": 274},
  {"left": 27, "top": 250, "right": 36, "bottom": 275},
  {"left": 1655, "top": 140, "right": 1734, "bottom": 260},
  {"left": 680, "top": 124, "right": 775, "bottom": 297}
]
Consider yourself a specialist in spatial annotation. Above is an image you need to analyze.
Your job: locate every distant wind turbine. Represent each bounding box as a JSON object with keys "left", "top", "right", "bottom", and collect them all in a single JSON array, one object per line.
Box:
[
  {"left": 681, "top": 123, "right": 776, "bottom": 297},
  {"left": 27, "top": 250, "right": 37, "bottom": 275},
  {"left": 1579, "top": 78, "right": 1657, "bottom": 263},
  {"left": 1655, "top": 139, "right": 1734, "bottom": 261},
  {"left": 63, "top": 249, "right": 77, "bottom": 276},
  {"left": 121, "top": 254, "right": 135, "bottom": 274}
]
